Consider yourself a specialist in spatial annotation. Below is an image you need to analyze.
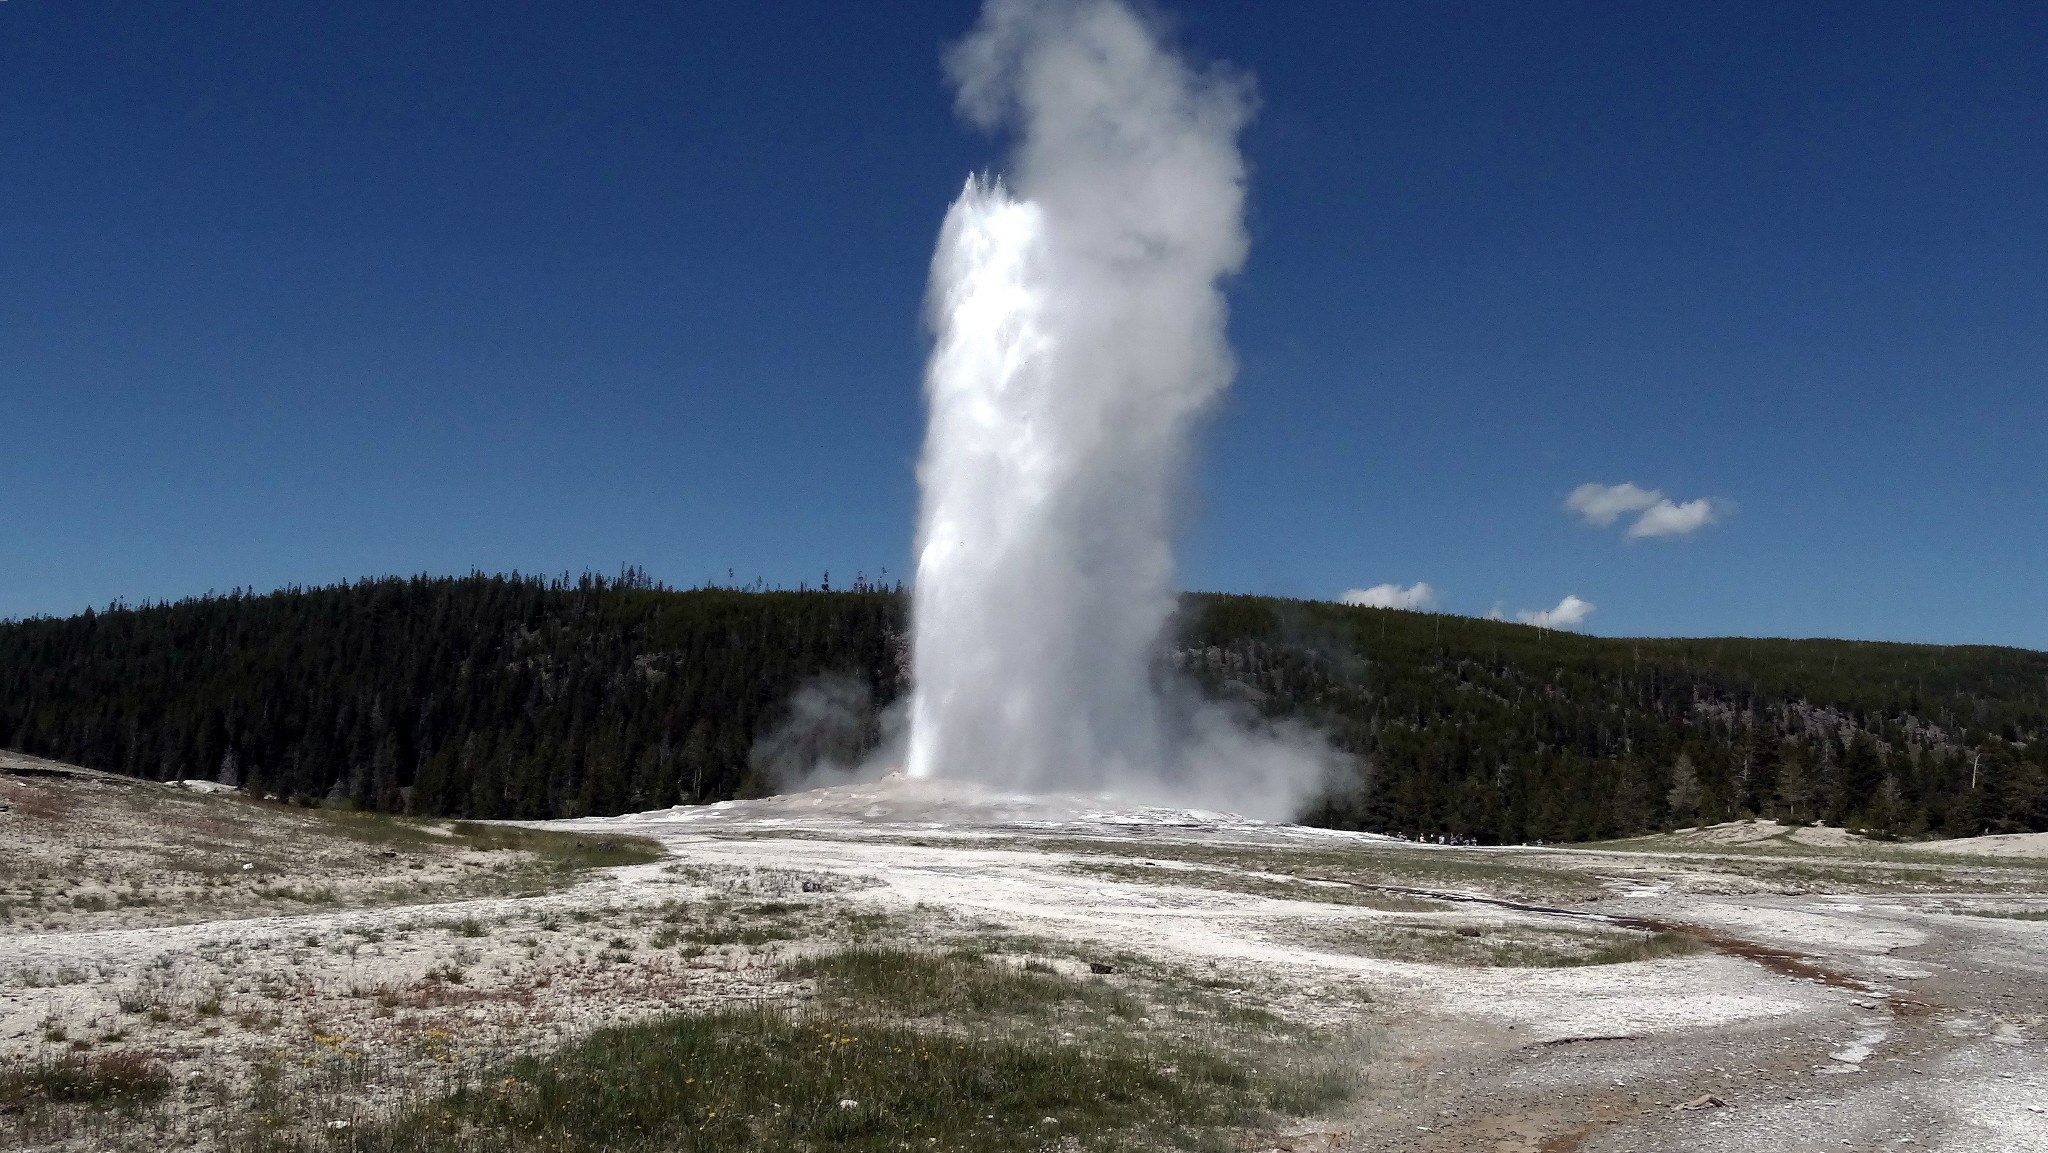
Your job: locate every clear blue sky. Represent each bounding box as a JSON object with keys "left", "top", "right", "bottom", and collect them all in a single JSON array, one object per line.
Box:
[{"left": 4, "top": 2, "right": 2043, "bottom": 648}]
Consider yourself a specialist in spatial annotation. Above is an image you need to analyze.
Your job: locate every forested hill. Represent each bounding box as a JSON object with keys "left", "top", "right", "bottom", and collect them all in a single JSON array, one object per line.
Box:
[
  {"left": 1179, "top": 596, "right": 2046, "bottom": 841},
  {"left": 0, "top": 574, "right": 910, "bottom": 820},
  {"left": 2, "top": 574, "right": 2044, "bottom": 843}
]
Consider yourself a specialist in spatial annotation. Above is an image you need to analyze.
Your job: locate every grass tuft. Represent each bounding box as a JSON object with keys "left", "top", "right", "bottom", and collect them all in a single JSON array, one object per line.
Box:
[
  {"left": 789, "top": 947, "right": 1141, "bottom": 1021},
  {"left": 446, "top": 822, "right": 665, "bottom": 870},
  {"left": 361, "top": 1009, "right": 1255, "bottom": 1152},
  {"left": 1575, "top": 930, "right": 1705, "bottom": 966},
  {"left": 1284, "top": 920, "right": 1705, "bottom": 967},
  {"left": 217, "top": 948, "right": 1359, "bottom": 1152},
  {"left": 0, "top": 1050, "right": 171, "bottom": 1110},
  {"left": 1950, "top": 907, "right": 2048, "bottom": 921}
]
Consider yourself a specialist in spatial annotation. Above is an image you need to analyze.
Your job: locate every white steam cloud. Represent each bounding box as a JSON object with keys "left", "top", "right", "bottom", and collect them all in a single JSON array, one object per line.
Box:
[
  {"left": 750, "top": 674, "right": 907, "bottom": 793},
  {"left": 1515, "top": 594, "right": 1596, "bottom": 630},
  {"left": 904, "top": 0, "right": 1335, "bottom": 821},
  {"left": 1341, "top": 582, "right": 1436, "bottom": 610},
  {"left": 1566, "top": 481, "right": 1729, "bottom": 538}
]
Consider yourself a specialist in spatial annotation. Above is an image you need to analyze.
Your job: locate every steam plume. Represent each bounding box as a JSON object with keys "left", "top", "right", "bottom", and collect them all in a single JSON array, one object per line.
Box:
[{"left": 904, "top": 0, "right": 1332, "bottom": 820}]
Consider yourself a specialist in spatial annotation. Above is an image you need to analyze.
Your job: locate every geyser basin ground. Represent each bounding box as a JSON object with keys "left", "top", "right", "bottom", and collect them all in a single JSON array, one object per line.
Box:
[{"left": 5, "top": 758, "right": 2047, "bottom": 1151}]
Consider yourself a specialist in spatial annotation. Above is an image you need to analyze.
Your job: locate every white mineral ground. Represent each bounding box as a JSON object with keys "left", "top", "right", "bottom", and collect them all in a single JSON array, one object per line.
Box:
[{"left": 4, "top": 753, "right": 2046, "bottom": 1152}]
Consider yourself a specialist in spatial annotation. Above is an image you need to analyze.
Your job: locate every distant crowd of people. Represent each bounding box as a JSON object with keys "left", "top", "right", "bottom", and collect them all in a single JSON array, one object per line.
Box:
[{"left": 1386, "top": 831, "right": 1547, "bottom": 847}]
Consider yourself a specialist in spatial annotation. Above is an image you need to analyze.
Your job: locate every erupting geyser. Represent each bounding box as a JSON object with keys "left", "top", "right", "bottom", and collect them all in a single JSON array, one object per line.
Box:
[{"left": 905, "top": 0, "right": 1332, "bottom": 820}]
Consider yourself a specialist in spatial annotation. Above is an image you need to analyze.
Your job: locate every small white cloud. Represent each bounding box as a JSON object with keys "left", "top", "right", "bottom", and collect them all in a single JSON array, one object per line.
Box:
[
  {"left": 1485, "top": 601, "right": 1507, "bottom": 621},
  {"left": 1626, "top": 497, "right": 1727, "bottom": 539},
  {"left": 1565, "top": 482, "right": 1661, "bottom": 527},
  {"left": 1567, "top": 481, "right": 1731, "bottom": 540},
  {"left": 1516, "top": 594, "right": 1595, "bottom": 630},
  {"left": 1341, "top": 582, "right": 1436, "bottom": 610}
]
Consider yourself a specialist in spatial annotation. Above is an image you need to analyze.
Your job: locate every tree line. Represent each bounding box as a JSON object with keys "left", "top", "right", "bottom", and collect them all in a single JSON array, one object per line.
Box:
[
  {"left": 2, "top": 575, "right": 2043, "bottom": 842},
  {"left": 1179, "top": 595, "right": 2048, "bottom": 842},
  {"left": 0, "top": 572, "right": 906, "bottom": 818}
]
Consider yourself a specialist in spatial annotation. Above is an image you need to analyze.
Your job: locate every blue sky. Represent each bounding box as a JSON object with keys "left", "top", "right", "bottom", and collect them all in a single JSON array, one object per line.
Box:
[{"left": 3, "top": 1, "right": 2043, "bottom": 648}]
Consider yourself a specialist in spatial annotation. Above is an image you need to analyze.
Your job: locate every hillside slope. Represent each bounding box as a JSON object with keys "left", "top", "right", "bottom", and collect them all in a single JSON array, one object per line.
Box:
[
  {"left": 1180, "top": 595, "right": 2047, "bottom": 841},
  {"left": 2, "top": 575, "right": 2043, "bottom": 842}
]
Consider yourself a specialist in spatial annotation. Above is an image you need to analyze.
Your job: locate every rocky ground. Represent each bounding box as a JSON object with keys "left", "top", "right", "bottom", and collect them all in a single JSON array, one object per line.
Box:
[{"left": 4, "top": 758, "right": 2045, "bottom": 1151}]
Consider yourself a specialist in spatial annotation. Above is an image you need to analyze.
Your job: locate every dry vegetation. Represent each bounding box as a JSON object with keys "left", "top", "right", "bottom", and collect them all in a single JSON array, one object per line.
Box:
[
  {"left": 0, "top": 759, "right": 660, "bottom": 935},
  {"left": 1268, "top": 919, "right": 1703, "bottom": 969}
]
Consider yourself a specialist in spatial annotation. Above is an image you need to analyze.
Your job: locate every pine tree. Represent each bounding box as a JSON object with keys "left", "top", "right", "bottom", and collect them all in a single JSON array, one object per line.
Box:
[
  {"left": 1775, "top": 745, "right": 1814, "bottom": 824},
  {"left": 1750, "top": 732, "right": 1784, "bottom": 817},
  {"left": 1837, "top": 734, "right": 1884, "bottom": 827},
  {"left": 1667, "top": 754, "right": 1702, "bottom": 828}
]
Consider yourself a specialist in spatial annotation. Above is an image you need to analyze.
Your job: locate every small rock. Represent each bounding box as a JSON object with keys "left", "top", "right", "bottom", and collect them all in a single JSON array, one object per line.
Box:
[
  {"left": 326, "top": 1120, "right": 351, "bottom": 1131},
  {"left": 1088, "top": 962, "right": 1115, "bottom": 974},
  {"left": 1674, "top": 1095, "right": 1728, "bottom": 1111},
  {"left": 838, "top": 1099, "right": 858, "bottom": 1109}
]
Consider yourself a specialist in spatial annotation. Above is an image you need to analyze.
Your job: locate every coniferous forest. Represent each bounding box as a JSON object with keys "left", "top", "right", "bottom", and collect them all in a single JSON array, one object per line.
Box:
[{"left": 3, "top": 573, "right": 2044, "bottom": 843}]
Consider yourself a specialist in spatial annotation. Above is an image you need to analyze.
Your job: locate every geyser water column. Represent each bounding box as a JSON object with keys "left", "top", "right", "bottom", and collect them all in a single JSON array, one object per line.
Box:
[{"left": 905, "top": 0, "right": 1259, "bottom": 801}]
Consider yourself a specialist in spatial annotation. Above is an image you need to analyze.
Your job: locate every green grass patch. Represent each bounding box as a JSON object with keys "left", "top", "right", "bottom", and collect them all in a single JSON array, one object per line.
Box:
[
  {"left": 1578, "top": 832, "right": 2048, "bottom": 876},
  {"left": 1949, "top": 907, "right": 2048, "bottom": 921},
  {"left": 1063, "top": 860, "right": 1443, "bottom": 912},
  {"left": 351, "top": 1009, "right": 1276, "bottom": 1152},
  {"left": 224, "top": 797, "right": 663, "bottom": 875},
  {"left": 1285, "top": 920, "right": 1703, "bottom": 968},
  {"left": 675, "top": 900, "right": 807, "bottom": 947},
  {"left": 796, "top": 829, "right": 1596, "bottom": 903},
  {"left": 229, "top": 948, "right": 1359, "bottom": 1153},
  {"left": 686, "top": 924, "right": 798, "bottom": 946},
  {"left": 0, "top": 1050, "right": 171, "bottom": 1110},
  {"left": 446, "top": 822, "right": 664, "bottom": 870},
  {"left": 284, "top": 805, "right": 453, "bottom": 850},
  {"left": 710, "top": 829, "right": 1601, "bottom": 903},
  {"left": 788, "top": 947, "right": 1142, "bottom": 1022},
  {"left": 1039, "top": 838, "right": 1603, "bottom": 905},
  {"left": 1576, "top": 930, "right": 1706, "bottom": 965}
]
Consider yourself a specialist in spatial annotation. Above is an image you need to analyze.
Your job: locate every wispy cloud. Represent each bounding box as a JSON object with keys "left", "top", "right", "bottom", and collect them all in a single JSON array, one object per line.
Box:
[
  {"left": 1566, "top": 481, "right": 1729, "bottom": 539},
  {"left": 1626, "top": 497, "right": 1728, "bottom": 538},
  {"left": 1565, "top": 482, "right": 1662, "bottom": 527},
  {"left": 1516, "top": 594, "right": 1595, "bottom": 629},
  {"left": 1341, "top": 582, "right": 1436, "bottom": 610}
]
